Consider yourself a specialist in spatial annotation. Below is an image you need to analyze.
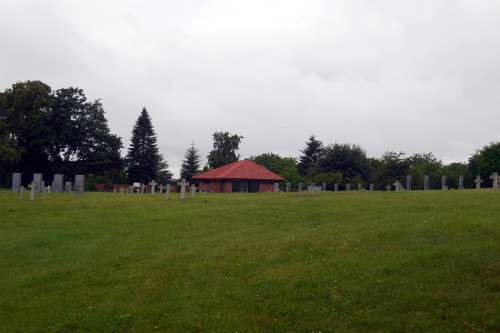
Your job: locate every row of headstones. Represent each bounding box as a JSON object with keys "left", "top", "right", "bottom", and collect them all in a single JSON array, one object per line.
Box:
[
  {"left": 11, "top": 173, "right": 85, "bottom": 199},
  {"left": 280, "top": 173, "right": 500, "bottom": 192},
  {"left": 113, "top": 179, "right": 197, "bottom": 200}
]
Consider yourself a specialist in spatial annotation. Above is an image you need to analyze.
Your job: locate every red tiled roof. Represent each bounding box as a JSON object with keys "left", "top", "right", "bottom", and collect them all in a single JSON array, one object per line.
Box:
[{"left": 192, "top": 160, "right": 284, "bottom": 181}]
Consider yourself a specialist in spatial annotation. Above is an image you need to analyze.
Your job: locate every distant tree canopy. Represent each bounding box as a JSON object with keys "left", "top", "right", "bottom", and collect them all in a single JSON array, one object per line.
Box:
[
  {"left": 0, "top": 81, "right": 123, "bottom": 185},
  {"left": 126, "top": 107, "right": 170, "bottom": 184},
  {"left": 469, "top": 142, "right": 500, "bottom": 185},
  {"left": 181, "top": 142, "right": 202, "bottom": 180},
  {"left": 207, "top": 132, "right": 243, "bottom": 169},
  {"left": 251, "top": 153, "right": 302, "bottom": 185}
]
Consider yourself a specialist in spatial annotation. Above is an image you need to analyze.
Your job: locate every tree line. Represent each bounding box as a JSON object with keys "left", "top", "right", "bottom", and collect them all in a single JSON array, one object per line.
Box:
[{"left": 1, "top": 80, "right": 500, "bottom": 189}]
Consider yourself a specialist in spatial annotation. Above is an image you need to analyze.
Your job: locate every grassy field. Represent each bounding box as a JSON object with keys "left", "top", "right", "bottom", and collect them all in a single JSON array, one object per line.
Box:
[{"left": 0, "top": 190, "right": 499, "bottom": 332}]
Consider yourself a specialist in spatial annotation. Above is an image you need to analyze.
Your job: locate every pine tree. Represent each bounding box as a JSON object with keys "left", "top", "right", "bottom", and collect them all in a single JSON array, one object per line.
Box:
[
  {"left": 126, "top": 107, "right": 162, "bottom": 183},
  {"left": 181, "top": 142, "right": 201, "bottom": 180},
  {"left": 298, "top": 135, "right": 324, "bottom": 176}
]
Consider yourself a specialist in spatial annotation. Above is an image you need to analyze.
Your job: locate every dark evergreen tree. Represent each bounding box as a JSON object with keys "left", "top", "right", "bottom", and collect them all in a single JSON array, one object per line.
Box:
[
  {"left": 298, "top": 135, "right": 324, "bottom": 176},
  {"left": 181, "top": 142, "right": 201, "bottom": 180},
  {"left": 126, "top": 107, "right": 161, "bottom": 183},
  {"left": 207, "top": 132, "right": 243, "bottom": 168}
]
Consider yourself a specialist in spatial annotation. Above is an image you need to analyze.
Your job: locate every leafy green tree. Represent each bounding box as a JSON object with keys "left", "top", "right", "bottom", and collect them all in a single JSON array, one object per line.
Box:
[
  {"left": 298, "top": 135, "right": 323, "bottom": 176},
  {"left": 369, "top": 151, "right": 409, "bottom": 188},
  {"left": 252, "top": 153, "right": 303, "bottom": 185},
  {"left": 407, "top": 153, "right": 443, "bottom": 189},
  {"left": 181, "top": 142, "right": 202, "bottom": 180},
  {"left": 316, "top": 143, "right": 370, "bottom": 182},
  {"left": 207, "top": 132, "right": 243, "bottom": 168},
  {"left": 443, "top": 162, "right": 472, "bottom": 189},
  {"left": 469, "top": 142, "right": 500, "bottom": 186},
  {"left": 126, "top": 107, "right": 162, "bottom": 183}
]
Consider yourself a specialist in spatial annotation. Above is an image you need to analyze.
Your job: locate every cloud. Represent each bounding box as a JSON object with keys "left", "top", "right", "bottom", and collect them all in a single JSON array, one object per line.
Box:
[{"left": 2, "top": 0, "right": 500, "bottom": 176}]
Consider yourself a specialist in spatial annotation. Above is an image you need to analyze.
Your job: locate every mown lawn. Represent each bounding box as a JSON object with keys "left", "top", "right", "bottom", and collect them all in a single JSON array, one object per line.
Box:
[{"left": 0, "top": 190, "right": 499, "bottom": 332}]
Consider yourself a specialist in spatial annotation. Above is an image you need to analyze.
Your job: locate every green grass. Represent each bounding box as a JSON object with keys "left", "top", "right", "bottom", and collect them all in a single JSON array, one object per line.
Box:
[{"left": 1, "top": 190, "right": 499, "bottom": 332}]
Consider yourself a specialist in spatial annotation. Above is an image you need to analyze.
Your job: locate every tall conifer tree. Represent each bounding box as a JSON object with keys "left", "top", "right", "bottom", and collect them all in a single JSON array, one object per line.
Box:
[
  {"left": 126, "top": 107, "right": 161, "bottom": 183},
  {"left": 298, "top": 135, "right": 324, "bottom": 176},
  {"left": 180, "top": 142, "right": 201, "bottom": 180}
]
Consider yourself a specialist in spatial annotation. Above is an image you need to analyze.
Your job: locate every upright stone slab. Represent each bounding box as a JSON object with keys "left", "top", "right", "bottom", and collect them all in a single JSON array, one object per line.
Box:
[
  {"left": 474, "top": 175, "right": 482, "bottom": 190},
  {"left": 489, "top": 173, "right": 500, "bottom": 189},
  {"left": 19, "top": 186, "right": 24, "bottom": 200},
  {"left": 65, "top": 181, "right": 72, "bottom": 192},
  {"left": 441, "top": 175, "right": 447, "bottom": 190},
  {"left": 357, "top": 183, "right": 363, "bottom": 191},
  {"left": 458, "top": 175, "right": 464, "bottom": 190},
  {"left": 424, "top": 175, "right": 430, "bottom": 190},
  {"left": 369, "top": 184, "right": 374, "bottom": 191},
  {"left": 180, "top": 179, "right": 186, "bottom": 200},
  {"left": 150, "top": 180, "right": 157, "bottom": 194},
  {"left": 191, "top": 184, "right": 196, "bottom": 197},
  {"left": 41, "top": 181, "right": 46, "bottom": 198},
  {"left": 274, "top": 183, "right": 279, "bottom": 192},
  {"left": 12, "top": 173, "right": 21, "bottom": 192},
  {"left": 33, "top": 173, "right": 43, "bottom": 192},
  {"left": 406, "top": 175, "right": 412, "bottom": 191},
  {"left": 393, "top": 181, "right": 402, "bottom": 192},
  {"left": 75, "top": 175, "right": 85, "bottom": 193},
  {"left": 334, "top": 183, "right": 339, "bottom": 192},
  {"left": 53, "top": 174, "right": 64, "bottom": 193},
  {"left": 159, "top": 184, "right": 164, "bottom": 194},
  {"left": 345, "top": 183, "right": 351, "bottom": 191},
  {"left": 298, "top": 183, "right": 303, "bottom": 192},
  {"left": 322, "top": 183, "right": 327, "bottom": 191},
  {"left": 165, "top": 184, "right": 171, "bottom": 199},
  {"left": 386, "top": 184, "right": 392, "bottom": 191},
  {"left": 286, "top": 183, "right": 291, "bottom": 192},
  {"left": 30, "top": 182, "right": 35, "bottom": 201}
]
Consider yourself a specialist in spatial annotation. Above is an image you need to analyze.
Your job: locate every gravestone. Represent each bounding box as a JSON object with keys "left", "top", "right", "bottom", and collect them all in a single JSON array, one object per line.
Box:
[
  {"left": 322, "top": 183, "right": 327, "bottom": 191},
  {"left": 369, "top": 184, "right": 374, "bottom": 191},
  {"left": 393, "top": 181, "right": 402, "bottom": 192},
  {"left": 159, "top": 184, "right": 164, "bottom": 194},
  {"left": 30, "top": 182, "right": 35, "bottom": 201},
  {"left": 75, "top": 175, "right": 85, "bottom": 193},
  {"left": 345, "top": 183, "right": 351, "bottom": 191},
  {"left": 165, "top": 184, "right": 171, "bottom": 199},
  {"left": 489, "top": 172, "right": 500, "bottom": 189},
  {"left": 41, "top": 181, "right": 46, "bottom": 198},
  {"left": 113, "top": 188, "right": 117, "bottom": 193},
  {"left": 180, "top": 179, "right": 186, "bottom": 200},
  {"left": 191, "top": 184, "right": 196, "bottom": 197},
  {"left": 357, "top": 183, "right": 363, "bottom": 191},
  {"left": 334, "top": 183, "right": 339, "bottom": 192},
  {"left": 298, "top": 183, "right": 303, "bottom": 192},
  {"left": 33, "top": 173, "right": 43, "bottom": 192},
  {"left": 65, "top": 181, "right": 72, "bottom": 192},
  {"left": 140, "top": 184, "right": 145, "bottom": 194},
  {"left": 47, "top": 185, "right": 51, "bottom": 194},
  {"left": 286, "top": 182, "right": 291, "bottom": 193},
  {"left": 12, "top": 173, "right": 21, "bottom": 192},
  {"left": 424, "top": 175, "right": 430, "bottom": 190},
  {"left": 458, "top": 175, "right": 464, "bottom": 190},
  {"left": 274, "top": 183, "right": 280, "bottom": 192},
  {"left": 406, "top": 175, "right": 412, "bottom": 191},
  {"left": 150, "top": 180, "right": 157, "bottom": 195},
  {"left": 474, "top": 175, "right": 482, "bottom": 190},
  {"left": 386, "top": 184, "right": 392, "bottom": 191},
  {"left": 53, "top": 174, "right": 64, "bottom": 193},
  {"left": 19, "top": 186, "right": 24, "bottom": 200},
  {"left": 441, "top": 175, "right": 447, "bottom": 190}
]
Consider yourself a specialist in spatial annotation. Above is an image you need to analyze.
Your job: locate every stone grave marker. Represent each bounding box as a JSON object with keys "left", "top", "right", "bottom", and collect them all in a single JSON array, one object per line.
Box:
[
  {"left": 165, "top": 184, "right": 171, "bottom": 199},
  {"left": 41, "top": 181, "right": 46, "bottom": 198},
  {"left": 334, "top": 183, "right": 339, "bottom": 192},
  {"left": 489, "top": 172, "right": 500, "bottom": 189},
  {"left": 458, "top": 175, "right": 464, "bottom": 190},
  {"left": 369, "top": 184, "right": 374, "bottom": 191},
  {"left": 386, "top": 184, "right": 392, "bottom": 191},
  {"left": 65, "top": 181, "right": 72, "bottom": 192},
  {"left": 159, "top": 184, "right": 164, "bottom": 194},
  {"left": 53, "top": 174, "right": 64, "bottom": 193},
  {"left": 12, "top": 173, "right": 21, "bottom": 192},
  {"left": 393, "top": 181, "right": 402, "bottom": 192},
  {"left": 406, "top": 175, "right": 412, "bottom": 191},
  {"left": 30, "top": 182, "right": 35, "bottom": 201},
  {"left": 357, "top": 183, "right": 363, "bottom": 191},
  {"left": 298, "top": 183, "right": 303, "bottom": 192},
  {"left": 441, "top": 175, "right": 447, "bottom": 190},
  {"left": 33, "top": 173, "right": 43, "bottom": 192},
  {"left": 19, "top": 186, "right": 24, "bottom": 200},
  {"left": 140, "top": 184, "right": 144, "bottom": 194},
  {"left": 474, "top": 175, "right": 482, "bottom": 190},
  {"left": 345, "top": 183, "right": 351, "bottom": 191},
  {"left": 274, "top": 183, "right": 279, "bottom": 192},
  {"left": 424, "top": 175, "right": 429, "bottom": 190},
  {"left": 322, "top": 183, "right": 327, "bottom": 191},
  {"left": 180, "top": 179, "right": 186, "bottom": 200},
  {"left": 286, "top": 182, "right": 291, "bottom": 192},
  {"left": 150, "top": 180, "right": 157, "bottom": 195},
  {"left": 75, "top": 175, "right": 85, "bottom": 194},
  {"left": 191, "top": 184, "right": 196, "bottom": 197}
]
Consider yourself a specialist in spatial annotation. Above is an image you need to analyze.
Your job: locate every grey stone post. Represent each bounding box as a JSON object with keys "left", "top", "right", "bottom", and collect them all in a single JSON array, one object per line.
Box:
[
  {"left": 12, "top": 173, "right": 21, "bottom": 192},
  {"left": 165, "top": 184, "right": 171, "bottom": 199},
  {"left": 406, "top": 175, "right": 412, "bottom": 191},
  {"left": 322, "top": 183, "right": 327, "bottom": 191},
  {"left": 30, "top": 182, "right": 35, "bottom": 201},
  {"left": 345, "top": 183, "right": 351, "bottom": 191},
  {"left": 474, "top": 175, "right": 482, "bottom": 190},
  {"left": 274, "top": 183, "right": 279, "bottom": 192},
  {"left": 180, "top": 179, "right": 186, "bottom": 200},
  {"left": 424, "top": 175, "right": 429, "bottom": 190},
  {"left": 441, "top": 175, "right": 447, "bottom": 190},
  {"left": 53, "top": 174, "right": 64, "bottom": 193},
  {"left": 75, "top": 175, "right": 85, "bottom": 193},
  {"left": 357, "top": 183, "right": 363, "bottom": 191},
  {"left": 19, "top": 186, "right": 24, "bottom": 200},
  {"left": 458, "top": 175, "right": 464, "bottom": 190},
  {"left": 298, "top": 183, "right": 303, "bottom": 192},
  {"left": 369, "top": 184, "right": 374, "bottom": 191},
  {"left": 386, "top": 184, "right": 391, "bottom": 191},
  {"left": 334, "top": 183, "right": 339, "bottom": 191},
  {"left": 286, "top": 182, "right": 291, "bottom": 192},
  {"left": 41, "top": 181, "right": 46, "bottom": 198},
  {"left": 159, "top": 184, "right": 163, "bottom": 194},
  {"left": 191, "top": 184, "right": 196, "bottom": 197},
  {"left": 33, "top": 173, "right": 43, "bottom": 192},
  {"left": 65, "top": 181, "right": 72, "bottom": 192}
]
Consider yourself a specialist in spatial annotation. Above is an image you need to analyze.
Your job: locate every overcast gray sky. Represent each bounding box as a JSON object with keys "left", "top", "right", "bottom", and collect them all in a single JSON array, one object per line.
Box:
[{"left": 2, "top": 0, "right": 500, "bottom": 176}]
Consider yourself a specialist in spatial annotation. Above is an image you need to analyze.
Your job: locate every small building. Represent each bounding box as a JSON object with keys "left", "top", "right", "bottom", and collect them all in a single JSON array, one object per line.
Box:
[{"left": 192, "top": 160, "right": 284, "bottom": 193}]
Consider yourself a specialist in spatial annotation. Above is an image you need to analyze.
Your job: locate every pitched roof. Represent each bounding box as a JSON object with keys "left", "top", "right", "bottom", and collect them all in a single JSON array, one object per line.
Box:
[{"left": 192, "top": 160, "right": 284, "bottom": 181}]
